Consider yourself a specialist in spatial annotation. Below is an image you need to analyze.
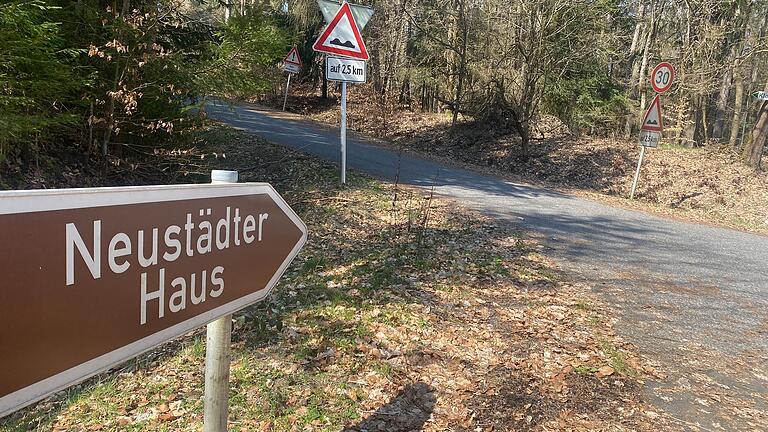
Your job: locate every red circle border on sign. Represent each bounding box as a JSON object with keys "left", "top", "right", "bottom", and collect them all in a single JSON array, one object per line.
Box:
[{"left": 650, "top": 62, "right": 675, "bottom": 93}]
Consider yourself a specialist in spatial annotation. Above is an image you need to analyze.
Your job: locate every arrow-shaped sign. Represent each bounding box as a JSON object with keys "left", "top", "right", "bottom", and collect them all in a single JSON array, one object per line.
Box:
[
  {"left": 0, "top": 183, "right": 307, "bottom": 416},
  {"left": 752, "top": 91, "right": 768, "bottom": 101}
]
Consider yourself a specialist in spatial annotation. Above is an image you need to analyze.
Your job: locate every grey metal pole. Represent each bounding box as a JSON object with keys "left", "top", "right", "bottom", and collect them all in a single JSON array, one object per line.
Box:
[
  {"left": 341, "top": 82, "right": 347, "bottom": 184},
  {"left": 283, "top": 73, "right": 292, "bottom": 112},
  {"left": 203, "top": 170, "right": 238, "bottom": 432},
  {"left": 630, "top": 146, "right": 646, "bottom": 199}
]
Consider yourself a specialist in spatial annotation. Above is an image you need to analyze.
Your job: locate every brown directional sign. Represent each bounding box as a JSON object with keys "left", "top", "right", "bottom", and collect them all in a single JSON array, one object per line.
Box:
[{"left": 0, "top": 183, "right": 307, "bottom": 417}]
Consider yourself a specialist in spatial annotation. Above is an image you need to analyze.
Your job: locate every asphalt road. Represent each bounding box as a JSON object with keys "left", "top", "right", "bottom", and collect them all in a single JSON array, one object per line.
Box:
[{"left": 209, "top": 101, "right": 768, "bottom": 430}]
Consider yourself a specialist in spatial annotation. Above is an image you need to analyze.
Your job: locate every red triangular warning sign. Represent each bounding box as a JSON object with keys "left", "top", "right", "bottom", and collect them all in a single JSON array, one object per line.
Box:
[
  {"left": 312, "top": 3, "right": 369, "bottom": 60},
  {"left": 283, "top": 47, "right": 302, "bottom": 66},
  {"left": 640, "top": 94, "right": 664, "bottom": 132}
]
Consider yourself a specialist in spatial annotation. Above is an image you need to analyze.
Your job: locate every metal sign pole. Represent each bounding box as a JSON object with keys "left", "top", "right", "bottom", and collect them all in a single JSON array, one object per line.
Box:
[
  {"left": 203, "top": 170, "right": 238, "bottom": 432},
  {"left": 341, "top": 81, "right": 347, "bottom": 185},
  {"left": 283, "top": 73, "right": 292, "bottom": 112},
  {"left": 630, "top": 146, "right": 646, "bottom": 200}
]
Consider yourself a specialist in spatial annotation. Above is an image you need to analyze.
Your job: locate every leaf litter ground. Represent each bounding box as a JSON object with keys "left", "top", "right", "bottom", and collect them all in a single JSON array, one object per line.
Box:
[{"left": 1, "top": 127, "right": 673, "bottom": 431}]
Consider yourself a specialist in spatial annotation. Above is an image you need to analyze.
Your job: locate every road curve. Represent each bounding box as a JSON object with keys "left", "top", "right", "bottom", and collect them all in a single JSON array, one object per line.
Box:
[{"left": 208, "top": 101, "right": 768, "bottom": 429}]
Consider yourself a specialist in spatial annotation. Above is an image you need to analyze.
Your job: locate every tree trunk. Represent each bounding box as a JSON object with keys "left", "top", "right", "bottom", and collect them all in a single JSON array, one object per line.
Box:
[
  {"left": 518, "top": 121, "right": 530, "bottom": 158},
  {"left": 674, "top": 96, "right": 687, "bottom": 145},
  {"left": 728, "top": 62, "right": 745, "bottom": 149},
  {"left": 627, "top": 1, "right": 646, "bottom": 79},
  {"left": 627, "top": 0, "right": 645, "bottom": 99},
  {"left": 743, "top": 100, "right": 768, "bottom": 170},
  {"left": 625, "top": 0, "right": 656, "bottom": 137},
  {"left": 700, "top": 100, "right": 709, "bottom": 142},
  {"left": 637, "top": 1, "right": 658, "bottom": 111},
  {"left": 103, "top": 5, "right": 124, "bottom": 157},
  {"left": 711, "top": 60, "right": 733, "bottom": 140},
  {"left": 452, "top": 72, "right": 463, "bottom": 126},
  {"left": 713, "top": 2, "right": 749, "bottom": 141},
  {"left": 450, "top": 0, "right": 467, "bottom": 126},
  {"left": 681, "top": 94, "right": 701, "bottom": 147},
  {"left": 102, "top": 90, "right": 115, "bottom": 156}
]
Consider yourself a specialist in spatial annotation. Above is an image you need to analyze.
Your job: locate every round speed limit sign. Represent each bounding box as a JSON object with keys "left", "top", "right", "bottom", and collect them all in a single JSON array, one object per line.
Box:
[{"left": 650, "top": 62, "right": 675, "bottom": 93}]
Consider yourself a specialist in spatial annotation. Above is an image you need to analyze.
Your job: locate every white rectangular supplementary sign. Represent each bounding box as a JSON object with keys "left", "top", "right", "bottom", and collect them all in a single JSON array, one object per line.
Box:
[
  {"left": 639, "top": 130, "right": 660, "bottom": 148},
  {"left": 326, "top": 57, "right": 367, "bottom": 83},
  {"left": 283, "top": 63, "right": 301, "bottom": 74}
]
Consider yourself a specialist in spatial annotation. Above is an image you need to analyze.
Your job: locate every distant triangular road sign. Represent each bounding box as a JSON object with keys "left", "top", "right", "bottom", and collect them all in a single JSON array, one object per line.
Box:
[
  {"left": 284, "top": 47, "right": 302, "bottom": 66},
  {"left": 312, "top": 2, "right": 369, "bottom": 60},
  {"left": 641, "top": 95, "right": 664, "bottom": 132}
]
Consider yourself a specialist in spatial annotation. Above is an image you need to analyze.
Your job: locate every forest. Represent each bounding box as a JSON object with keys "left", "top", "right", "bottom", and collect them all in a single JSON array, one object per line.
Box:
[
  {"left": 2, "top": 2, "right": 768, "bottom": 430},
  {"left": 1, "top": 0, "right": 767, "bottom": 170}
]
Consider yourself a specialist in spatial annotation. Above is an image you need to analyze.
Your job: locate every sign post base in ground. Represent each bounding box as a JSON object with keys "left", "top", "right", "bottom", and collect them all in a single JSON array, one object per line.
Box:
[
  {"left": 203, "top": 169, "right": 238, "bottom": 432},
  {"left": 204, "top": 315, "right": 232, "bottom": 432}
]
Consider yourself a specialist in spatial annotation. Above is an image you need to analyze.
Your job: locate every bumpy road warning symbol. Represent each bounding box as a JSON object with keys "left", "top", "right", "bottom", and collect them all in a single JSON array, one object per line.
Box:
[
  {"left": 312, "top": 2, "right": 369, "bottom": 60},
  {"left": 640, "top": 94, "right": 664, "bottom": 132}
]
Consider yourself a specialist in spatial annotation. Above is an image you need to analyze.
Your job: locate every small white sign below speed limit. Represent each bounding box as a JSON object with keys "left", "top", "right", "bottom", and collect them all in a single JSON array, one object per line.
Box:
[
  {"left": 650, "top": 62, "right": 675, "bottom": 93},
  {"left": 326, "top": 57, "right": 367, "bottom": 83},
  {"left": 638, "top": 130, "right": 660, "bottom": 148}
]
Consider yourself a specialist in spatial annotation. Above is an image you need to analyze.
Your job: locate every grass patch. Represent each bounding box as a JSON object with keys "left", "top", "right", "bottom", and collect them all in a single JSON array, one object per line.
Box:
[
  {"left": 574, "top": 365, "right": 600, "bottom": 376},
  {"left": 600, "top": 339, "right": 640, "bottom": 377}
]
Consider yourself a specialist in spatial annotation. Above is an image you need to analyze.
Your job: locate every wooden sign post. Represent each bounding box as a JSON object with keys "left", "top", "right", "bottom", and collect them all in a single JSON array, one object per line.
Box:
[{"left": 204, "top": 170, "right": 237, "bottom": 432}]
